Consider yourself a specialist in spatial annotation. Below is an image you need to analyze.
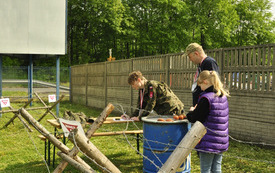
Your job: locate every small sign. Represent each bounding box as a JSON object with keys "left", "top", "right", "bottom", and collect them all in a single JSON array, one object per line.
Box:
[
  {"left": 48, "top": 94, "right": 56, "bottom": 103},
  {"left": 0, "top": 98, "right": 10, "bottom": 108},
  {"left": 59, "top": 118, "right": 85, "bottom": 137}
]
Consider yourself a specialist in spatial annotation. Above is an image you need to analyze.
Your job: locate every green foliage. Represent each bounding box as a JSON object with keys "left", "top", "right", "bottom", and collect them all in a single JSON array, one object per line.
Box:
[
  {"left": 62, "top": 0, "right": 275, "bottom": 66},
  {"left": 234, "top": 0, "right": 275, "bottom": 46},
  {"left": 3, "top": 0, "right": 275, "bottom": 67}
]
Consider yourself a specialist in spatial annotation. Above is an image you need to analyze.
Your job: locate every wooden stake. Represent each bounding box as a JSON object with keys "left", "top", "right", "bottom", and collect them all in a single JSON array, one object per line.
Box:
[
  {"left": 69, "top": 128, "right": 121, "bottom": 173},
  {"left": 4, "top": 98, "right": 33, "bottom": 128},
  {"left": 53, "top": 103, "right": 114, "bottom": 173},
  {"left": 57, "top": 152, "right": 96, "bottom": 173},
  {"left": 0, "top": 106, "right": 50, "bottom": 114},
  {"left": 19, "top": 108, "right": 93, "bottom": 171},
  {"left": 38, "top": 95, "right": 65, "bottom": 122},
  {"left": 158, "top": 121, "right": 207, "bottom": 173},
  {"left": 34, "top": 92, "right": 57, "bottom": 119}
]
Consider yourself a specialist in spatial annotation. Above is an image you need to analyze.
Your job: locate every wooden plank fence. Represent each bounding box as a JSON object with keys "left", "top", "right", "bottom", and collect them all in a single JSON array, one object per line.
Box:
[{"left": 71, "top": 43, "right": 275, "bottom": 144}]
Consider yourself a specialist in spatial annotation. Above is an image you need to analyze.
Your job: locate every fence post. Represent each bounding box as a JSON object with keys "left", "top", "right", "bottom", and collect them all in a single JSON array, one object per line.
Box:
[
  {"left": 104, "top": 61, "right": 107, "bottom": 107},
  {"left": 165, "top": 55, "right": 170, "bottom": 85},
  {"left": 85, "top": 64, "right": 88, "bottom": 106},
  {"left": 69, "top": 67, "right": 72, "bottom": 102},
  {"left": 130, "top": 59, "right": 133, "bottom": 115},
  {"left": 220, "top": 48, "right": 224, "bottom": 82}
]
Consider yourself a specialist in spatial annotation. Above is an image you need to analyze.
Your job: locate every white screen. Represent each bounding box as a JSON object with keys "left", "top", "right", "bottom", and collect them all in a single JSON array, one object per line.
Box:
[{"left": 0, "top": 0, "right": 67, "bottom": 55}]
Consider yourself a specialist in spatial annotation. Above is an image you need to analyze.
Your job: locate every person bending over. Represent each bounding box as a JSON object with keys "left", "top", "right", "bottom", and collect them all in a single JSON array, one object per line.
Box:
[{"left": 122, "top": 71, "right": 184, "bottom": 121}]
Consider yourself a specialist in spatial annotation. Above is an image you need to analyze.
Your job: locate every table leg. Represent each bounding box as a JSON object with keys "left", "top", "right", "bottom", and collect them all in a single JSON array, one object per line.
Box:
[
  {"left": 137, "top": 133, "right": 140, "bottom": 153},
  {"left": 48, "top": 139, "right": 51, "bottom": 166}
]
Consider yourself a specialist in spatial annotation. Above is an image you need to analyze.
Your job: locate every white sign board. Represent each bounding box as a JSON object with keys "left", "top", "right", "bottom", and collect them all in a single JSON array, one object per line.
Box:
[
  {"left": 0, "top": 98, "right": 10, "bottom": 108},
  {"left": 0, "top": 0, "right": 67, "bottom": 54},
  {"left": 59, "top": 118, "right": 85, "bottom": 137},
  {"left": 48, "top": 94, "right": 56, "bottom": 103}
]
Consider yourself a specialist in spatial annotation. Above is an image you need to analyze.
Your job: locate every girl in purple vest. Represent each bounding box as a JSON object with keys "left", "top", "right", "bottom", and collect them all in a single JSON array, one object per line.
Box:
[{"left": 187, "top": 70, "right": 230, "bottom": 173}]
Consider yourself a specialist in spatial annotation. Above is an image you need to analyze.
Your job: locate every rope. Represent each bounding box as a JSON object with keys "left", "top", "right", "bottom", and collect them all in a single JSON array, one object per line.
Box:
[{"left": 18, "top": 114, "right": 51, "bottom": 173}]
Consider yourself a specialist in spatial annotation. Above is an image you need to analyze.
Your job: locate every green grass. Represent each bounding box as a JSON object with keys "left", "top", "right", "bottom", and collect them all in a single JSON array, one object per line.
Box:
[{"left": 0, "top": 100, "right": 274, "bottom": 173}]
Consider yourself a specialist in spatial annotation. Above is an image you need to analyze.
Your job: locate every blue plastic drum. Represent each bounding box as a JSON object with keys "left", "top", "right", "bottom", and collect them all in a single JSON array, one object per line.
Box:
[{"left": 142, "top": 116, "right": 191, "bottom": 173}]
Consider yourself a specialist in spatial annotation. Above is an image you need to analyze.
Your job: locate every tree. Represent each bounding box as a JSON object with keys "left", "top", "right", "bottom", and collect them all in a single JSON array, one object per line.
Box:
[
  {"left": 234, "top": 0, "right": 275, "bottom": 46},
  {"left": 185, "top": 0, "right": 239, "bottom": 49}
]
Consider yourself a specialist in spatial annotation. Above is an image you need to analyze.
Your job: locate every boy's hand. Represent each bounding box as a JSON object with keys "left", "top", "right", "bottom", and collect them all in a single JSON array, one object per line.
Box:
[
  {"left": 130, "top": 117, "right": 140, "bottom": 121},
  {"left": 121, "top": 114, "right": 130, "bottom": 120}
]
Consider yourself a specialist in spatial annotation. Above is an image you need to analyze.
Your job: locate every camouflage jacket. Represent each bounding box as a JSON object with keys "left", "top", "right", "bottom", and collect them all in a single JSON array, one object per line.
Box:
[{"left": 132, "top": 80, "right": 184, "bottom": 119}]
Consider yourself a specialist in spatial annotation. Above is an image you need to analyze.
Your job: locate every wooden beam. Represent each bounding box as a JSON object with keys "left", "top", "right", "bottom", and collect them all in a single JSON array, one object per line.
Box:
[
  {"left": 92, "top": 130, "right": 143, "bottom": 136},
  {"left": 53, "top": 103, "right": 114, "bottom": 173},
  {"left": 34, "top": 92, "right": 57, "bottom": 119},
  {"left": 57, "top": 152, "right": 96, "bottom": 173},
  {"left": 158, "top": 121, "right": 207, "bottom": 173},
  {"left": 19, "top": 108, "right": 93, "bottom": 171},
  {"left": 4, "top": 98, "right": 33, "bottom": 128},
  {"left": 69, "top": 128, "right": 121, "bottom": 173},
  {"left": 38, "top": 95, "right": 65, "bottom": 122}
]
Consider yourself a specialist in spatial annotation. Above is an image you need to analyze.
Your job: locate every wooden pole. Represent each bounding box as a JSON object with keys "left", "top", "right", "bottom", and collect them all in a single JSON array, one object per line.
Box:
[
  {"left": 4, "top": 98, "right": 33, "bottom": 127},
  {"left": 69, "top": 128, "right": 121, "bottom": 173},
  {"left": 0, "top": 106, "right": 50, "bottom": 114},
  {"left": 158, "top": 121, "right": 207, "bottom": 173},
  {"left": 57, "top": 152, "right": 96, "bottom": 173},
  {"left": 38, "top": 95, "right": 65, "bottom": 122},
  {"left": 19, "top": 108, "right": 93, "bottom": 171},
  {"left": 53, "top": 103, "right": 114, "bottom": 173},
  {"left": 34, "top": 92, "right": 57, "bottom": 119}
]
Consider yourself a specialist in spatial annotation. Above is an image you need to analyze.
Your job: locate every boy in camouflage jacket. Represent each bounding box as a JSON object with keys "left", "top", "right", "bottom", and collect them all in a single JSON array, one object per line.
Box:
[{"left": 122, "top": 71, "right": 184, "bottom": 121}]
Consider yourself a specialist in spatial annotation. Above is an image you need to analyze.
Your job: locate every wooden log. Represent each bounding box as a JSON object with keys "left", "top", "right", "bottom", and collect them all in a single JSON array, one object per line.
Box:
[
  {"left": 34, "top": 92, "right": 57, "bottom": 119},
  {"left": 38, "top": 95, "right": 65, "bottom": 122},
  {"left": 47, "top": 119, "right": 61, "bottom": 128},
  {"left": 85, "top": 103, "right": 115, "bottom": 138},
  {"left": 69, "top": 128, "right": 121, "bottom": 173},
  {"left": 17, "top": 114, "right": 33, "bottom": 132},
  {"left": 0, "top": 106, "right": 50, "bottom": 114},
  {"left": 92, "top": 130, "right": 143, "bottom": 136},
  {"left": 5, "top": 106, "right": 33, "bottom": 132},
  {"left": 4, "top": 98, "right": 33, "bottom": 127},
  {"left": 53, "top": 103, "right": 114, "bottom": 173},
  {"left": 158, "top": 121, "right": 207, "bottom": 173},
  {"left": 46, "top": 116, "right": 130, "bottom": 129},
  {"left": 19, "top": 108, "right": 93, "bottom": 171},
  {"left": 57, "top": 152, "right": 96, "bottom": 173}
]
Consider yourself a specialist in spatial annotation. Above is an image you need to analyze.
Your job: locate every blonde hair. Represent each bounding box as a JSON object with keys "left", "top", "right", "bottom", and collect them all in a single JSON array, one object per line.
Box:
[
  {"left": 197, "top": 70, "right": 230, "bottom": 97},
  {"left": 128, "top": 71, "right": 146, "bottom": 85},
  {"left": 185, "top": 43, "right": 205, "bottom": 55}
]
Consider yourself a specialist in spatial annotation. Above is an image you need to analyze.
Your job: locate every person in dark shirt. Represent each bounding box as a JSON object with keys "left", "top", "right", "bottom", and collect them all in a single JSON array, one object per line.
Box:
[{"left": 185, "top": 43, "right": 219, "bottom": 106}]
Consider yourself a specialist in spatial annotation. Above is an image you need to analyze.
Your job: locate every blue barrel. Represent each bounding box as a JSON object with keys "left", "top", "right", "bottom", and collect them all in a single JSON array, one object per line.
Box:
[{"left": 142, "top": 116, "right": 191, "bottom": 173}]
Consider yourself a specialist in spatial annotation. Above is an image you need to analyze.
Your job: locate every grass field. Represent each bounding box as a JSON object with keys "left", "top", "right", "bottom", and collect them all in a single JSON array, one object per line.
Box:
[{"left": 0, "top": 92, "right": 274, "bottom": 172}]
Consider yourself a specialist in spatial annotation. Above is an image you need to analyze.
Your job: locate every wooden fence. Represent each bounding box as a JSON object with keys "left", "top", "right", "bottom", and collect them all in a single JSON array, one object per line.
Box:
[{"left": 71, "top": 43, "right": 275, "bottom": 144}]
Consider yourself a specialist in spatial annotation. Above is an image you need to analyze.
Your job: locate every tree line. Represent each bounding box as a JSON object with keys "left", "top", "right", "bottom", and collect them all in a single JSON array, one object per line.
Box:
[{"left": 3, "top": 0, "right": 275, "bottom": 67}]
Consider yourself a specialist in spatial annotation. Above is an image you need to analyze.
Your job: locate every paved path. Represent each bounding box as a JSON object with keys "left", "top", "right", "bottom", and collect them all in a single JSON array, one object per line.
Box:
[
  {"left": 2, "top": 79, "right": 70, "bottom": 91},
  {"left": 2, "top": 87, "right": 69, "bottom": 94}
]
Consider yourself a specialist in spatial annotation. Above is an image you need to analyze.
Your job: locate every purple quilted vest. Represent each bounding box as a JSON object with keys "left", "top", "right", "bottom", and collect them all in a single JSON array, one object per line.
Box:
[{"left": 196, "top": 92, "right": 229, "bottom": 153}]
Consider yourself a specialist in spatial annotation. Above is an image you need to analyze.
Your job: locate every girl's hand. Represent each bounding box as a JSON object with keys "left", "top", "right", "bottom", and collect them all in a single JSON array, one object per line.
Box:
[{"left": 189, "top": 104, "right": 197, "bottom": 111}]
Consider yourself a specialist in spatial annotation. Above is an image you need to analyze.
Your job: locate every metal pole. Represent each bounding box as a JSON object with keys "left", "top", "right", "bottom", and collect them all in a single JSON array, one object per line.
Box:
[
  {"left": 56, "top": 56, "right": 60, "bottom": 117},
  {"left": 0, "top": 55, "right": 2, "bottom": 117},
  {"left": 28, "top": 55, "right": 33, "bottom": 106}
]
